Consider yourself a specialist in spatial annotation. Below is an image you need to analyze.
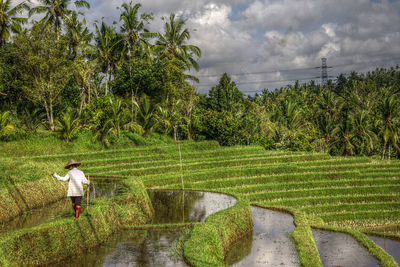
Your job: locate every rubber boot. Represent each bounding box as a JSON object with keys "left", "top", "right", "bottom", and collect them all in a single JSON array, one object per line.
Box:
[
  {"left": 72, "top": 203, "right": 76, "bottom": 212},
  {"left": 75, "top": 206, "right": 81, "bottom": 220}
]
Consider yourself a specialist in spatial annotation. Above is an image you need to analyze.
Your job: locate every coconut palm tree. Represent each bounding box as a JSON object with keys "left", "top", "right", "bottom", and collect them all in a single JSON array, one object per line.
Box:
[
  {"left": 331, "top": 113, "right": 356, "bottom": 156},
  {"left": 154, "top": 13, "right": 201, "bottom": 71},
  {"left": 54, "top": 110, "right": 81, "bottom": 143},
  {"left": 64, "top": 10, "right": 92, "bottom": 58},
  {"left": 93, "top": 21, "right": 124, "bottom": 95},
  {"left": 29, "top": 0, "right": 90, "bottom": 38},
  {"left": 377, "top": 93, "right": 400, "bottom": 159},
  {"left": 353, "top": 110, "right": 377, "bottom": 155},
  {"left": 0, "top": 0, "right": 30, "bottom": 47},
  {"left": 119, "top": 2, "right": 156, "bottom": 59}
]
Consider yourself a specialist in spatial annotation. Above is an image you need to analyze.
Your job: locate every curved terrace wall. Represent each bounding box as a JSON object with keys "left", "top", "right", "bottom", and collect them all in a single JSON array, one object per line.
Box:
[
  {"left": 0, "top": 177, "right": 153, "bottom": 266},
  {"left": 183, "top": 198, "right": 253, "bottom": 266},
  {"left": 0, "top": 177, "right": 67, "bottom": 223}
]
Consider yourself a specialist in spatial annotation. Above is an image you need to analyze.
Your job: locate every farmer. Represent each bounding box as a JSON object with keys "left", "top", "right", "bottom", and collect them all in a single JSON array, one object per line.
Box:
[{"left": 52, "top": 160, "right": 90, "bottom": 220}]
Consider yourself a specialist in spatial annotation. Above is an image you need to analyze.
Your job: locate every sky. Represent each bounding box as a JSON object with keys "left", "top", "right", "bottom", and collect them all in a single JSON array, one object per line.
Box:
[{"left": 22, "top": 0, "right": 400, "bottom": 95}]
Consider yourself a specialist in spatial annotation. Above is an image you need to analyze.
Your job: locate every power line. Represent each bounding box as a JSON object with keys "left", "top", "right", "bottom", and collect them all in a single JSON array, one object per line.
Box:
[
  {"left": 194, "top": 57, "right": 400, "bottom": 79},
  {"left": 197, "top": 76, "right": 319, "bottom": 88},
  {"left": 195, "top": 66, "right": 318, "bottom": 78}
]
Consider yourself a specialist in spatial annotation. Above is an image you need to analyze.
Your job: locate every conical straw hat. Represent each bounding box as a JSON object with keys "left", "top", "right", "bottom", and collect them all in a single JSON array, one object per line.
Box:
[{"left": 64, "top": 159, "right": 81, "bottom": 169}]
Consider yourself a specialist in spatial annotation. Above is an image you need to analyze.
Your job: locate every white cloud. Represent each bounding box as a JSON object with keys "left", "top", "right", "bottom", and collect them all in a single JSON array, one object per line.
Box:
[{"left": 11, "top": 0, "right": 400, "bottom": 93}]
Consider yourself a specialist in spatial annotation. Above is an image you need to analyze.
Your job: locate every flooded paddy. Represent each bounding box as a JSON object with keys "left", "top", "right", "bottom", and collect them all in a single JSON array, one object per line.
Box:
[
  {"left": 312, "top": 229, "right": 380, "bottom": 267},
  {"left": 0, "top": 180, "right": 128, "bottom": 233},
  {"left": 54, "top": 190, "right": 236, "bottom": 266},
  {"left": 368, "top": 235, "right": 400, "bottom": 265},
  {"left": 148, "top": 190, "right": 236, "bottom": 223},
  {"left": 226, "top": 206, "right": 299, "bottom": 266}
]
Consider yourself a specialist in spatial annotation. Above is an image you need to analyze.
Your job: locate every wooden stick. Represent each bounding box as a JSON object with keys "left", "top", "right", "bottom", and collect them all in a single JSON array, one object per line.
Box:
[{"left": 86, "top": 175, "right": 90, "bottom": 216}]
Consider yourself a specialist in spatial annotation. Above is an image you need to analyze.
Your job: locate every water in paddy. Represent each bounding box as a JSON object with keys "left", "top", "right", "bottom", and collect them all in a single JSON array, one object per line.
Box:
[
  {"left": 312, "top": 229, "right": 380, "bottom": 267},
  {"left": 368, "top": 235, "right": 400, "bottom": 265},
  {"left": 148, "top": 190, "right": 236, "bottom": 223},
  {"left": 0, "top": 179, "right": 127, "bottom": 233},
  {"left": 54, "top": 190, "right": 236, "bottom": 266},
  {"left": 226, "top": 207, "right": 299, "bottom": 266},
  {"left": 52, "top": 229, "right": 190, "bottom": 267}
]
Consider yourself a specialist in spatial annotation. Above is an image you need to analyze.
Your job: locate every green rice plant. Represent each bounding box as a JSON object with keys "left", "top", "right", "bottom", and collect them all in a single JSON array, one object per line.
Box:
[
  {"left": 300, "top": 202, "right": 400, "bottom": 214},
  {"left": 259, "top": 194, "right": 400, "bottom": 208},
  {"left": 247, "top": 185, "right": 400, "bottom": 202},
  {"left": 320, "top": 211, "right": 400, "bottom": 222},
  {"left": 223, "top": 177, "right": 400, "bottom": 195}
]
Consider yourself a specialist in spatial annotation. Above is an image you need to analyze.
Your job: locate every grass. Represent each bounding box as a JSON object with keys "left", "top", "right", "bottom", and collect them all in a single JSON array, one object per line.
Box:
[{"left": 1, "top": 138, "right": 399, "bottom": 266}]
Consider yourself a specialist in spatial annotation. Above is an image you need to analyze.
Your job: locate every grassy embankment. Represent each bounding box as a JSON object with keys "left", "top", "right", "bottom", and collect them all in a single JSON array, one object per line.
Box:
[
  {"left": 76, "top": 142, "right": 399, "bottom": 267},
  {"left": 1, "top": 136, "right": 399, "bottom": 266},
  {"left": 0, "top": 176, "right": 153, "bottom": 266}
]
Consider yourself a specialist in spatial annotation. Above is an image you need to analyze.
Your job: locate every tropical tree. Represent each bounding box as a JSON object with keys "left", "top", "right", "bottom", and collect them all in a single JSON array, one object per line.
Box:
[
  {"left": 64, "top": 10, "right": 92, "bottom": 58},
  {"left": 353, "top": 110, "right": 377, "bottom": 155},
  {"left": 134, "top": 94, "right": 156, "bottom": 136},
  {"left": 54, "top": 109, "right": 81, "bottom": 143},
  {"left": 119, "top": 2, "right": 156, "bottom": 59},
  {"left": 73, "top": 57, "right": 95, "bottom": 112},
  {"left": 30, "top": 0, "right": 90, "bottom": 38},
  {"left": 93, "top": 21, "right": 124, "bottom": 95},
  {"left": 207, "top": 73, "right": 244, "bottom": 114},
  {"left": 0, "top": 0, "right": 30, "bottom": 47},
  {"left": 15, "top": 25, "right": 74, "bottom": 130},
  {"left": 377, "top": 93, "right": 400, "bottom": 159},
  {"left": 20, "top": 107, "right": 45, "bottom": 133},
  {"left": 155, "top": 13, "right": 201, "bottom": 71},
  {"left": 106, "top": 98, "right": 127, "bottom": 137},
  {"left": 331, "top": 113, "right": 356, "bottom": 156},
  {"left": 0, "top": 110, "right": 14, "bottom": 140}
]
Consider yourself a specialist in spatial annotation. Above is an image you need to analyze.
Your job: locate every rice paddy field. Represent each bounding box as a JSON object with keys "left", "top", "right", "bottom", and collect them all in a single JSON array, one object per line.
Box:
[{"left": 11, "top": 141, "right": 400, "bottom": 265}]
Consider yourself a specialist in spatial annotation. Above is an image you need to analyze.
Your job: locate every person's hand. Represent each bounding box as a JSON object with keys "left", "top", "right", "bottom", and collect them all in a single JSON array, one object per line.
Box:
[{"left": 52, "top": 173, "right": 56, "bottom": 177}]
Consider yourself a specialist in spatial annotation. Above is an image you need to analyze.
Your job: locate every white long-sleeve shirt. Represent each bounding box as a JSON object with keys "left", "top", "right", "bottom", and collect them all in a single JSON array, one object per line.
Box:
[{"left": 53, "top": 168, "right": 89, "bottom": 197}]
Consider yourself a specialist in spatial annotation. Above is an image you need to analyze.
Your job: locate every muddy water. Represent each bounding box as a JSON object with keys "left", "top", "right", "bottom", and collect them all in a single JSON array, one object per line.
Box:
[
  {"left": 312, "top": 229, "right": 380, "bottom": 267},
  {"left": 0, "top": 180, "right": 127, "bottom": 233},
  {"left": 369, "top": 235, "right": 400, "bottom": 265},
  {"left": 226, "top": 207, "right": 300, "bottom": 266},
  {"left": 54, "top": 190, "right": 237, "bottom": 266}
]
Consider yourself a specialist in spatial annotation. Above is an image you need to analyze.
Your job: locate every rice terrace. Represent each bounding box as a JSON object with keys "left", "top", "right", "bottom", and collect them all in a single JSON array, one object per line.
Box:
[
  {"left": 0, "top": 140, "right": 399, "bottom": 266},
  {"left": 1, "top": 0, "right": 400, "bottom": 266}
]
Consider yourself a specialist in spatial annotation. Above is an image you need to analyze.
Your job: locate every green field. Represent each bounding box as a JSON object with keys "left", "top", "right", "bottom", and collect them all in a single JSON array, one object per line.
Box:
[
  {"left": 65, "top": 143, "right": 398, "bottom": 234},
  {"left": 2, "top": 141, "right": 399, "bottom": 266}
]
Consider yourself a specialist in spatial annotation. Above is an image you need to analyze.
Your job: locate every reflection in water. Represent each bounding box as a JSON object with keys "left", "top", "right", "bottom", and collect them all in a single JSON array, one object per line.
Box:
[
  {"left": 0, "top": 180, "right": 126, "bottom": 233},
  {"left": 369, "top": 235, "right": 400, "bottom": 265},
  {"left": 52, "top": 229, "right": 189, "bottom": 267},
  {"left": 148, "top": 190, "right": 236, "bottom": 224},
  {"left": 226, "top": 207, "right": 299, "bottom": 266},
  {"left": 313, "top": 229, "right": 380, "bottom": 267},
  {"left": 53, "top": 191, "right": 236, "bottom": 266}
]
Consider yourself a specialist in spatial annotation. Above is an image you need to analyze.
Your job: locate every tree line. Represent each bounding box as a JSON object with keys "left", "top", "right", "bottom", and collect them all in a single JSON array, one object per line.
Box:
[{"left": 1, "top": 0, "right": 399, "bottom": 159}]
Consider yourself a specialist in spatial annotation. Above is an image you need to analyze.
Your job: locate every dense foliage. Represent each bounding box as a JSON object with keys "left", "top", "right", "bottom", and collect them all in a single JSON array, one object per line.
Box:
[{"left": 0, "top": 1, "right": 399, "bottom": 158}]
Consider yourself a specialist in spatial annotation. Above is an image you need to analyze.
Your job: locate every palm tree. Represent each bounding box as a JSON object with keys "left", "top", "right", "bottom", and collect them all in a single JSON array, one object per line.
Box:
[
  {"left": 331, "top": 113, "right": 356, "bottom": 156},
  {"left": 30, "top": 0, "right": 90, "bottom": 38},
  {"left": 94, "top": 21, "right": 124, "bottom": 95},
  {"left": 106, "top": 98, "right": 127, "bottom": 137},
  {"left": 0, "top": 110, "right": 14, "bottom": 140},
  {"left": 134, "top": 94, "right": 156, "bottom": 136},
  {"left": 54, "top": 110, "right": 81, "bottom": 143},
  {"left": 64, "top": 10, "right": 92, "bottom": 58},
  {"left": 155, "top": 13, "right": 201, "bottom": 71},
  {"left": 377, "top": 94, "right": 400, "bottom": 159},
  {"left": 353, "top": 110, "right": 377, "bottom": 155},
  {"left": 119, "top": 2, "right": 156, "bottom": 59},
  {"left": 0, "top": 0, "right": 30, "bottom": 47}
]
